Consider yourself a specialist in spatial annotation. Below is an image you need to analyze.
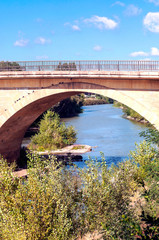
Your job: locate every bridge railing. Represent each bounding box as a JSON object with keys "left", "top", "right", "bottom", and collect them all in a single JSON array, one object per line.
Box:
[{"left": 1, "top": 60, "right": 159, "bottom": 71}]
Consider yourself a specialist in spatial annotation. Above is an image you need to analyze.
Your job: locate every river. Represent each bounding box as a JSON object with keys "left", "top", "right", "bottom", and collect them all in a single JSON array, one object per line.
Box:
[{"left": 62, "top": 104, "right": 148, "bottom": 168}]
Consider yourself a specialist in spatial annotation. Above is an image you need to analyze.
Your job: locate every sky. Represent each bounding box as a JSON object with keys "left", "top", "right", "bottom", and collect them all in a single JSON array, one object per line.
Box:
[{"left": 1, "top": 0, "right": 159, "bottom": 61}]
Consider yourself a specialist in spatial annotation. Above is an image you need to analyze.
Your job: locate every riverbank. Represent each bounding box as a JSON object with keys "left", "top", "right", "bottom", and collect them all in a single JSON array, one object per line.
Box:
[
  {"left": 17, "top": 144, "right": 92, "bottom": 176},
  {"left": 123, "top": 113, "right": 149, "bottom": 124},
  {"left": 113, "top": 101, "right": 149, "bottom": 125},
  {"left": 36, "top": 144, "right": 92, "bottom": 162}
]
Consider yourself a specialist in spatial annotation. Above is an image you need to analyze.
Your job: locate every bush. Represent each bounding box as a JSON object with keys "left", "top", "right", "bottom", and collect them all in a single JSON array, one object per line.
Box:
[
  {"left": 0, "top": 141, "right": 158, "bottom": 239},
  {"left": 0, "top": 156, "right": 77, "bottom": 239},
  {"left": 29, "top": 111, "right": 77, "bottom": 151},
  {"left": 0, "top": 154, "right": 139, "bottom": 240}
]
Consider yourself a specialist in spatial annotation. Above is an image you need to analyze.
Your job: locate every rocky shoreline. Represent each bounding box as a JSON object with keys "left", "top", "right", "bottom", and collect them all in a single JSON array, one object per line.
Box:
[
  {"left": 36, "top": 144, "right": 92, "bottom": 163},
  {"left": 16, "top": 144, "right": 92, "bottom": 177},
  {"left": 123, "top": 114, "right": 149, "bottom": 124}
]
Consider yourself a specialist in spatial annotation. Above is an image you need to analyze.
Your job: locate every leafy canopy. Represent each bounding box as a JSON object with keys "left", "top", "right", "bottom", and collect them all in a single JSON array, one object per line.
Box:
[{"left": 29, "top": 111, "right": 77, "bottom": 151}]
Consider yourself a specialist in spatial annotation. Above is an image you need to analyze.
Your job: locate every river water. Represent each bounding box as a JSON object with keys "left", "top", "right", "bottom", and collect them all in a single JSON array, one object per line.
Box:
[{"left": 62, "top": 104, "right": 148, "bottom": 168}]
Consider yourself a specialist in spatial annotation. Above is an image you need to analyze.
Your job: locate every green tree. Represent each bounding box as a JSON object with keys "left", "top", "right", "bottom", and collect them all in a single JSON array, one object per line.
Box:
[
  {"left": 129, "top": 141, "right": 159, "bottom": 239},
  {"left": 52, "top": 95, "right": 84, "bottom": 118},
  {"left": 56, "top": 62, "right": 77, "bottom": 71},
  {"left": 140, "top": 127, "right": 159, "bottom": 146},
  {"left": 29, "top": 111, "right": 77, "bottom": 151},
  {"left": 0, "top": 61, "right": 22, "bottom": 71},
  {"left": 0, "top": 155, "right": 82, "bottom": 240}
]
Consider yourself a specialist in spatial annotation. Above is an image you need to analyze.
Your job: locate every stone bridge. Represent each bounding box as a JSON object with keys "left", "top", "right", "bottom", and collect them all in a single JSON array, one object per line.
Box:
[{"left": 1, "top": 68, "right": 159, "bottom": 162}]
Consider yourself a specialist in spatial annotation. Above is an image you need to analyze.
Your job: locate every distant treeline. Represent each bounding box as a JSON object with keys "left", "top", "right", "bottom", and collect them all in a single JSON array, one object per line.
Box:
[
  {"left": 51, "top": 95, "right": 84, "bottom": 118},
  {"left": 0, "top": 61, "right": 22, "bottom": 71},
  {"left": 84, "top": 94, "right": 113, "bottom": 106}
]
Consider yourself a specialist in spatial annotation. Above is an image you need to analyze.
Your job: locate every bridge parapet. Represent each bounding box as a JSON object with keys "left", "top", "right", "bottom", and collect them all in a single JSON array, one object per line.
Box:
[{"left": 1, "top": 60, "right": 159, "bottom": 72}]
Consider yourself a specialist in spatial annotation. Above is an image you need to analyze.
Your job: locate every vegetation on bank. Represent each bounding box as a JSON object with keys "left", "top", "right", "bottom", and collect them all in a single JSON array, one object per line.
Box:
[
  {"left": 114, "top": 101, "right": 148, "bottom": 123},
  {"left": 0, "top": 139, "right": 159, "bottom": 240},
  {"left": 29, "top": 111, "right": 76, "bottom": 151},
  {"left": 83, "top": 94, "right": 113, "bottom": 106}
]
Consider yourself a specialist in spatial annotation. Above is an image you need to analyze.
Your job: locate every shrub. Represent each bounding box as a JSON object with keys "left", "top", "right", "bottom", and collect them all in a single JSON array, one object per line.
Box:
[
  {"left": 29, "top": 111, "right": 77, "bottom": 151},
  {"left": 0, "top": 141, "right": 158, "bottom": 239},
  {"left": 0, "top": 155, "right": 82, "bottom": 240}
]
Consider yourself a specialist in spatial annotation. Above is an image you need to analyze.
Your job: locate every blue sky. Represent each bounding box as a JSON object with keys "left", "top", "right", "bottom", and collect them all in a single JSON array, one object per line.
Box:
[{"left": 1, "top": 0, "right": 159, "bottom": 61}]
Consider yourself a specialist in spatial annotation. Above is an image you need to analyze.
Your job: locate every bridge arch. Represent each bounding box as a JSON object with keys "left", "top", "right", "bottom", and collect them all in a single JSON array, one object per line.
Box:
[{"left": 0, "top": 85, "right": 159, "bottom": 163}]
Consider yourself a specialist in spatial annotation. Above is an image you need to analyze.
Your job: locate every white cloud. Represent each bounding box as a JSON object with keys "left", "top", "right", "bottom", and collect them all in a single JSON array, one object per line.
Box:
[
  {"left": 64, "top": 22, "right": 81, "bottom": 31},
  {"left": 35, "top": 37, "right": 51, "bottom": 45},
  {"left": 14, "top": 39, "right": 29, "bottom": 47},
  {"left": 72, "top": 25, "right": 80, "bottom": 31},
  {"left": 130, "top": 51, "right": 149, "bottom": 57},
  {"left": 124, "top": 4, "right": 142, "bottom": 16},
  {"left": 130, "top": 47, "right": 159, "bottom": 57},
  {"left": 148, "top": 0, "right": 159, "bottom": 6},
  {"left": 143, "top": 12, "right": 159, "bottom": 33},
  {"left": 112, "top": 1, "right": 125, "bottom": 7},
  {"left": 84, "top": 15, "right": 118, "bottom": 30},
  {"left": 151, "top": 47, "right": 159, "bottom": 56},
  {"left": 93, "top": 45, "right": 102, "bottom": 51}
]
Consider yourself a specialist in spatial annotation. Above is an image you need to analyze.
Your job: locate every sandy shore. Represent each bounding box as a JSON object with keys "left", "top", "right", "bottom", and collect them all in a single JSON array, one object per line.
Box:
[
  {"left": 14, "top": 144, "right": 92, "bottom": 178},
  {"left": 37, "top": 144, "right": 92, "bottom": 155}
]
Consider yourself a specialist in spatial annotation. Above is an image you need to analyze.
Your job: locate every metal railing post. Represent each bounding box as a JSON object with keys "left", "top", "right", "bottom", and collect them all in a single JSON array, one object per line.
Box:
[
  {"left": 98, "top": 61, "right": 100, "bottom": 71},
  {"left": 42, "top": 61, "right": 43, "bottom": 71}
]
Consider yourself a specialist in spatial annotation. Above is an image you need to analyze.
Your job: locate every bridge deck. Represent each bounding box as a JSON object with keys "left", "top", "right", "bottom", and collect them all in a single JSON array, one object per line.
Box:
[{"left": 0, "top": 70, "right": 159, "bottom": 79}]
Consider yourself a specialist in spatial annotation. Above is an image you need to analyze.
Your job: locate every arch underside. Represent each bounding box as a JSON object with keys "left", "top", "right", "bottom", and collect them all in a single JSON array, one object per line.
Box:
[{"left": 1, "top": 81, "right": 159, "bottom": 162}]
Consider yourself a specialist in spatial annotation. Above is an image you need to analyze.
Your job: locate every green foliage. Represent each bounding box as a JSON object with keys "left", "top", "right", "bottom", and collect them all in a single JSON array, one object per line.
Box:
[
  {"left": 29, "top": 111, "right": 77, "bottom": 151},
  {"left": 113, "top": 101, "right": 123, "bottom": 108},
  {"left": 95, "top": 94, "right": 113, "bottom": 103},
  {"left": 114, "top": 101, "right": 146, "bottom": 121},
  {"left": 129, "top": 141, "right": 157, "bottom": 183},
  {"left": 0, "top": 154, "right": 140, "bottom": 240},
  {"left": 0, "top": 155, "right": 82, "bottom": 240},
  {"left": 0, "top": 61, "right": 22, "bottom": 71},
  {"left": 56, "top": 62, "right": 77, "bottom": 71},
  {"left": 79, "top": 158, "right": 139, "bottom": 239},
  {"left": 72, "top": 145, "right": 85, "bottom": 150},
  {"left": 129, "top": 142, "right": 159, "bottom": 239},
  {"left": 52, "top": 95, "right": 84, "bottom": 118},
  {"left": 0, "top": 141, "right": 159, "bottom": 239},
  {"left": 124, "top": 107, "right": 143, "bottom": 119},
  {"left": 140, "top": 127, "right": 159, "bottom": 146}
]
